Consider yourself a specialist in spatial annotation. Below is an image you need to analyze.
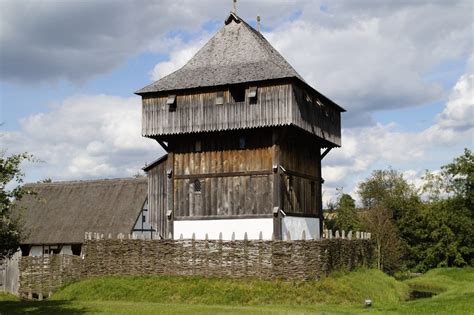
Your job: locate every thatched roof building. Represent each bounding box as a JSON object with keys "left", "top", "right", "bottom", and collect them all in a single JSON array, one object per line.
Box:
[{"left": 16, "top": 178, "right": 147, "bottom": 245}]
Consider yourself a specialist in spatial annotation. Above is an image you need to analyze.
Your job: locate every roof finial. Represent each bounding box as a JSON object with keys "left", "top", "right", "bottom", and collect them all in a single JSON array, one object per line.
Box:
[
  {"left": 257, "top": 15, "right": 261, "bottom": 32},
  {"left": 233, "top": 0, "right": 237, "bottom": 14}
]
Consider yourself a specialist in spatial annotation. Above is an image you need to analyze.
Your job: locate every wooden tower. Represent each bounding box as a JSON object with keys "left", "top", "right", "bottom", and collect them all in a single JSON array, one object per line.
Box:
[{"left": 137, "top": 13, "right": 344, "bottom": 240}]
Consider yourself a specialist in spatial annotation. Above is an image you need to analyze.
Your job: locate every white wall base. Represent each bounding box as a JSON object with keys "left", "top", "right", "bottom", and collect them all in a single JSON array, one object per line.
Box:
[
  {"left": 60, "top": 245, "right": 72, "bottom": 255},
  {"left": 30, "top": 246, "right": 43, "bottom": 257},
  {"left": 282, "top": 216, "right": 320, "bottom": 240},
  {"left": 174, "top": 218, "right": 274, "bottom": 240}
]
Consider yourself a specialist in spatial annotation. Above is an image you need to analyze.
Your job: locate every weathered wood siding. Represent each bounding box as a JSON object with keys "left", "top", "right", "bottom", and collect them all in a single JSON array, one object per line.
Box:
[
  {"left": 172, "top": 131, "right": 273, "bottom": 218},
  {"left": 142, "top": 82, "right": 341, "bottom": 146},
  {"left": 142, "top": 83, "right": 293, "bottom": 136},
  {"left": 147, "top": 158, "right": 168, "bottom": 238},
  {"left": 280, "top": 133, "right": 321, "bottom": 216},
  {"left": 292, "top": 84, "right": 341, "bottom": 146}
]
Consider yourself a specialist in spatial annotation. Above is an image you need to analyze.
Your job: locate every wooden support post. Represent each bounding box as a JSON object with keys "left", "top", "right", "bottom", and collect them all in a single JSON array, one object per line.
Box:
[
  {"left": 166, "top": 151, "right": 174, "bottom": 239},
  {"left": 319, "top": 147, "right": 324, "bottom": 238},
  {"left": 272, "top": 129, "right": 282, "bottom": 240}
]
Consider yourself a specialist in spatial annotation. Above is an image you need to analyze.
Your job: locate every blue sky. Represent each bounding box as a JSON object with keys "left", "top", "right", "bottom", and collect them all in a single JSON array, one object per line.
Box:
[{"left": 1, "top": 0, "right": 472, "bottom": 204}]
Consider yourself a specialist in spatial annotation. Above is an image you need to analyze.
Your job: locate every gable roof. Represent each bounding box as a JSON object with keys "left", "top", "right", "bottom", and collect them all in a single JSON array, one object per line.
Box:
[
  {"left": 136, "top": 12, "right": 305, "bottom": 94},
  {"left": 15, "top": 178, "right": 147, "bottom": 245}
]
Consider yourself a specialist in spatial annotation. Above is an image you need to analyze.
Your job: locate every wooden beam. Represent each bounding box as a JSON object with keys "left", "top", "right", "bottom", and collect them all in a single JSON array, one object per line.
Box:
[
  {"left": 321, "top": 147, "right": 332, "bottom": 160},
  {"left": 156, "top": 139, "right": 168, "bottom": 152},
  {"left": 174, "top": 214, "right": 273, "bottom": 221},
  {"left": 281, "top": 169, "right": 323, "bottom": 183},
  {"left": 174, "top": 170, "right": 273, "bottom": 180}
]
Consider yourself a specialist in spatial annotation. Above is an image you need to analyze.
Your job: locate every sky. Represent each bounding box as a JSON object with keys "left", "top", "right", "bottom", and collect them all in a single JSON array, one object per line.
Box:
[{"left": 1, "top": 0, "right": 473, "bottom": 205}]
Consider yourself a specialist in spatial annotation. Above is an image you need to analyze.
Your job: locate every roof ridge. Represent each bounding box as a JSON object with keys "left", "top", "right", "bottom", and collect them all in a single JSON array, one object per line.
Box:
[{"left": 24, "top": 177, "right": 146, "bottom": 187}]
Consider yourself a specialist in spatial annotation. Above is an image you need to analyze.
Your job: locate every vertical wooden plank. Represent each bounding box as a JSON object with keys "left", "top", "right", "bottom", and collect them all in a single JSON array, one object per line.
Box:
[{"left": 272, "top": 129, "right": 282, "bottom": 239}]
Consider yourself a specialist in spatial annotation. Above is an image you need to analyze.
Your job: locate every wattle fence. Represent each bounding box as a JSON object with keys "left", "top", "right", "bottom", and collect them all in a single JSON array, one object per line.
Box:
[{"left": 19, "top": 230, "right": 373, "bottom": 299}]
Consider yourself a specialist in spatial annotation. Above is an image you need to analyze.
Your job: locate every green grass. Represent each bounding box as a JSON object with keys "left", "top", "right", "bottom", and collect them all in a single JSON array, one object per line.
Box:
[
  {"left": 51, "top": 268, "right": 409, "bottom": 306},
  {"left": 0, "top": 268, "right": 472, "bottom": 314}
]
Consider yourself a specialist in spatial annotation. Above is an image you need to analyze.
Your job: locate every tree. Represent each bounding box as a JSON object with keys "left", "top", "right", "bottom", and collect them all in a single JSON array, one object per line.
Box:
[
  {"left": 360, "top": 205, "right": 401, "bottom": 273},
  {"left": 0, "top": 152, "right": 32, "bottom": 260},
  {"left": 418, "top": 149, "right": 474, "bottom": 269},
  {"left": 334, "top": 193, "right": 360, "bottom": 232},
  {"left": 357, "top": 169, "right": 420, "bottom": 272}
]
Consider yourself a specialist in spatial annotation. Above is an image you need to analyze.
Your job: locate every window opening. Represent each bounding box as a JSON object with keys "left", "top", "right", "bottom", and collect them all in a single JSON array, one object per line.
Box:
[
  {"left": 248, "top": 86, "right": 257, "bottom": 104},
  {"left": 193, "top": 179, "right": 202, "bottom": 193},
  {"left": 195, "top": 140, "right": 202, "bottom": 152},
  {"left": 230, "top": 86, "right": 245, "bottom": 102},
  {"left": 216, "top": 91, "right": 224, "bottom": 105},
  {"left": 167, "top": 94, "right": 177, "bottom": 111},
  {"left": 239, "top": 136, "right": 246, "bottom": 149}
]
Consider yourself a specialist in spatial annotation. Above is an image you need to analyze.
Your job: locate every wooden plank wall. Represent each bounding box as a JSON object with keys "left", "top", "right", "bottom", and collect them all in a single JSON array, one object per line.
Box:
[
  {"left": 142, "top": 82, "right": 342, "bottom": 147},
  {"left": 280, "top": 133, "right": 321, "bottom": 216},
  {"left": 142, "top": 83, "right": 293, "bottom": 138},
  {"left": 291, "top": 84, "right": 342, "bottom": 146},
  {"left": 147, "top": 159, "right": 168, "bottom": 238},
  {"left": 172, "top": 131, "right": 274, "bottom": 218}
]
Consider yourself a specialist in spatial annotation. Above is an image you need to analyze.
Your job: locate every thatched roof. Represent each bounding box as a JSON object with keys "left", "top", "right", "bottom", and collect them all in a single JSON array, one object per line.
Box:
[
  {"left": 16, "top": 178, "right": 147, "bottom": 245},
  {"left": 136, "top": 13, "right": 304, "bottom": 94}
]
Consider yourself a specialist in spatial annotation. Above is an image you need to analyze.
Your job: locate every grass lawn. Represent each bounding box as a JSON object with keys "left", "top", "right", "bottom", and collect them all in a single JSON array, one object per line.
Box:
[{"left": 0, "top": 268, "right": 472, "bottom": 314}]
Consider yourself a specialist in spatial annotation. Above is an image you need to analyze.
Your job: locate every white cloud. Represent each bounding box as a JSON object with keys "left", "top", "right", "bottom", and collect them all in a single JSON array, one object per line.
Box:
[
  {"left": 266, "top": 1, "right": 471, "bottom": 116},
  {"left": 321, "top": 71, "right": 473, "bottom": 204},
  {"left": 0, "top": 0, "right": 302, "bottom": 84},
  {"left": 2, "top": 95, "right": 163, "bottom": 181},
  {"left": 435, "top": 74, "right": 474, "bottom": 131},
  {"left": 150, "top": 36, "right": 210, "bottom": 81}
]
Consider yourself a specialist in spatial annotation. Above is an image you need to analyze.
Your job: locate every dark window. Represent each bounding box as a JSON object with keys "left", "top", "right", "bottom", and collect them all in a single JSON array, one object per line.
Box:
[
  {"left": 20, "top": 245, "right": 31, "bottom": 256},
  {"left": 193, "top": 179, "right": 202, "bottom": 193},
  {"left": 239, "top": 137, "right": 246, "bottom": 149},
  {"left": 230, "top": 86, "right": 245, "bottom": 102},
  {"left": 71, "top": 244, "right": 82, "bottom": 256},
  {"left": 142, "top": 215, "right": 146, "bottom": 223},
  {"left": 195, "top": 140, "right": 202, "bottom": 152},
  {"left": 248, "top": 86, "right": 258, "bottom": 104}
]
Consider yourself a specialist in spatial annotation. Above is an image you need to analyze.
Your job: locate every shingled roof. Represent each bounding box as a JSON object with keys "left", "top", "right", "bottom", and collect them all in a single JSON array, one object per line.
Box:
[
  {"left": 15, "top": 178, "right": 147, "bottom": 245},
  {"left": 136, "top": 13, "right": 305, "bottom": 94}
]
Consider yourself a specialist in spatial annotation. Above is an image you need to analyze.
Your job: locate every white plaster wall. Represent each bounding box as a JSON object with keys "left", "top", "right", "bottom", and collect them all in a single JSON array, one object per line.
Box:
[
  {"left": 60, "top": 245, "right": 72, "bottom": 255},
  {"left": 30, "top": 246, "right": 43, "bottom": 257},
  {"left": 174, "top": 218, "right": 274, "bottom": 240},
  {"left": 282, "top": 216, "right": 320, "bottom": 240}
]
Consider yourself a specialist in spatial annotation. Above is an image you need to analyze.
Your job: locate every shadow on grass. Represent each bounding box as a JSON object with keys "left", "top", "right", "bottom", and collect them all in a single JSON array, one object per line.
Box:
[{"left": 0, "top": 300, "right": 90, "bottom": 315}]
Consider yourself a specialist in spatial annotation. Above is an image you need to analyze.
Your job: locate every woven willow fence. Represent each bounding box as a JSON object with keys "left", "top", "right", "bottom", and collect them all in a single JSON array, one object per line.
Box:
[{"left": 19, "top": 232, "right": 373, "bottom": 299}]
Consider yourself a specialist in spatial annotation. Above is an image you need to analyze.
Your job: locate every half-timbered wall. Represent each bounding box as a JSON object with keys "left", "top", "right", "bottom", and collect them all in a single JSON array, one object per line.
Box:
[{"left": 172, "top": 130, "right": 274, "bottom": 219}]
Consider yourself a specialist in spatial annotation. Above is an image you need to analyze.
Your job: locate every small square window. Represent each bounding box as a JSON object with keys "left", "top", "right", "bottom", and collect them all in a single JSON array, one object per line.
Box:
[
  {"left": 248, "top": 86, "right": 257, "bottom": 98},
  {"left": 193, "top": 179, "right": 202, "bottom": 193},
  {"left": 230, "top": 86, "right": 245, "bottom": 103},
  {"left": 167, "top": 94, "right": 176, "bottom": 111},
  {"left": 195, "top": 140, "right": 201, "bottom": 152},
  {"left": 216, "top": 91, "right": 224, "bottom": 105},
  {"left": 239, "top": 137, "right": 246, "bottom": 149}
]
